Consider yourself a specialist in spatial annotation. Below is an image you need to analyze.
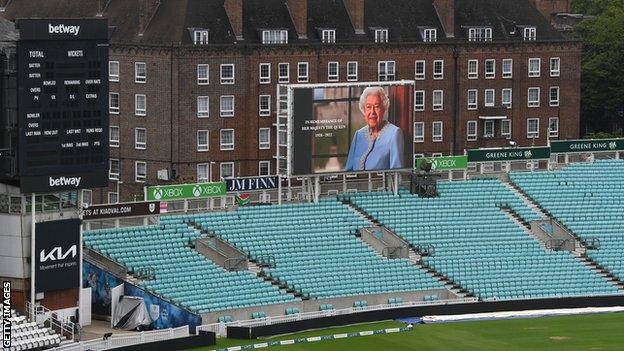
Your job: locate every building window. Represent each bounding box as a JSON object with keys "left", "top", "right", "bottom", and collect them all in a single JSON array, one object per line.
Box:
[
  {"left": 468, "top": 59, "right": 478, "bottom": 79},
  {"left": 347, "top": 61, "right": 358, "bottom": 81},
  {"left": 259, "top": 95, "right": 271, "bottom": 116},
  {"left": 259, "top": 161, "right": 270, "bottom": 176},
  {"left": 527, "top": 118, "right": 539, "bottom": 138},
  {"left": 197, "top": 64, "right": 209, "bottom": 85},
  {"left": 549, "top": 117, "right": 559, "bottom": 138},
  {"left": 220, "top": 162, "right": 234, "bottom": 179},
  {"left": 278, "top": 63, "right": 289, "bottom": 83},
  {"left": 220, "top": 96, "right": 235, "bottom": 117},
  {"left": 549, "top": 86, "right": 560, "bottom": 107},
  {"left": 485, "top": 59, "right": 495, "bottom": 79},
  {"left": 259, "top": 63, "right": 271, "bottom": 84},
  {"left": 259, "top": 128, "right": 270, "bottom": 149},
  {"left": 135, "top": 62, "right": 146, "bottom": 83},
  {"left": 374, "top": 28, "right": 388, "bottom": 43},
  {"left": 502, "top": 88, "right": 512, "bottom": 108},
  {"left": 523, "top": 27, "right": 537, "bottom": 41},
  {"left": 483, "top": 120, "right": 494, "bottom": 137},
  {"left": 467, "top": 121, "right": 477, "bottom": 141},
  {"left": 220, "top": 129, "right": 234, "bottom": 150},
  {"left": 109, "top": 93, "right": 119, "bottom": 114},
  {"left": 197, "top": 96, "right": 209, "bottom": 118},
  {"left": 321, "top": 29, "right": 336, "bottom": 43},
  {"left": 197, "top": 164, "right": 209, "bottom": 183},
  {"left": 432, "top": 121, "right": 443, "bottom": 142},
  {"left": 328, "top": 61, "right": 339, "bottom": 82},
  {"left": 297, "top": 62, "right": 308, "bottom": 82},
  {"left": 501, "top": 119, "right": 512, "bottom": 139},
  {"left": 109, "top": 126, "right": 119, "bottom": 147},
  {"left": 109, "top": 61, "right": 119, "bottom": 82},
  {"left": 414, "top": 60, "right": 425, "bottom": 80},
  {"left": 484, "top": 89, "right": 495, "bottom": 107},
  {"left": 378, "top": 61, "right": 395, "bottom": 81},
  {"left": 135, "top": 128, "right": 146, "bottom": 149},
  {"left": 135, "top": 94, "right": 146, "bottom": 116},
  {"left": 278, "top": 130, "right": 287, "bottom": 147},
  {"left": 414, "top": 90, "right": 425, "bottom": 111},
  {"left": 528, "top": 58, "right": 540, "bottom": 77},
  {"left": 108, "top": 192, "right": 118, "bottom": 204},
  {"left": 109, "top": 159, "right": 120, "bottom": 180},
  {"left": 414, "top": 122, "right": 424, "bottom": 143},
  {"left": 83, "top": 189, "right": 92, "bottom": 209},
  {"left": 468, "top": 27, "right": 492, "bottom": 42},
  {"left": 194, "top": 30, "right": 209, "bottom": 45},
  {"left": 262, "top": 30, "right": 288, "bottom": 44},
  {"left": 432, "top": 90, "right": 443, "bottom": 111},
  {"left": 423, "top": 28, "right": 437, "bottom": 42},
  {"left": 135, "top": 161, "right": 147, "bottom": 182},
  {"left": 502, "top": 59, "right": 513, "bottom": 78},
  {"left": 550, "top": 57, "right": 560, "bottom": 77},
  {"left": 433, "top": 60, "right": 443, "bottom": 79},
  {"left": 197, "top": 130, "right": 209, "bottom": 151},
  {"left": 220, "top": 64, "right": 235, "bottom": 84},
  {"left": 528, "top": 87, "right": 540, "bottom": 107},
  {"left": 467, "top": 89, "right": 478, "bottom": 110}
]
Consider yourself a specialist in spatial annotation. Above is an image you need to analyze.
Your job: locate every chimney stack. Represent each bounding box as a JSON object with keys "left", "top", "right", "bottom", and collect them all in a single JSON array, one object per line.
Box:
[
  {"left": 343, "top": 0, "right": 364, "bottom": 35},
  {"left": 138, "top": 0, "right": 161, "bottom": 36},
  {"left": 224, "top": 0, "right": 244, "bottom": 40},
  {"left": 433, "top": 0, "right": 455, "bottom": 38},
  {"left": 287, "top": 0, "right": 307, "bottom": 39}
]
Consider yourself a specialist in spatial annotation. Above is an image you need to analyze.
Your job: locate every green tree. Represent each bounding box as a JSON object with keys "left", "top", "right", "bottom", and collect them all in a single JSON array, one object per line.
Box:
[
  {"left": 572, "top": 0, "right": 623, "bottom": 15},
  {"left": 573, "top": 3, "right": 624, "bottom": 133}
]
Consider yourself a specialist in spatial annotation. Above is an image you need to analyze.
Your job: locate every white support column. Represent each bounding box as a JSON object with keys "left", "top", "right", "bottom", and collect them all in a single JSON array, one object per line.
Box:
[
  {"left": 342, "top": 174, "right": 347, "bottom": 193},
  {"left": 30, "top": 193, "right": 36, "bottom": 309},
  {"left": 564, "top": 153, "right": 569, "bottom": 164},
  {"left": 183, "top": 199, "right": 189, "bottom": 213},
  {"left": 278, "top": 177, "right": 282, "bottom": 205},
  {"left": 314, "top": 176, "right": 320, "bottom": 203},
  {"left": 368, "top": 173, "right": 372, "bottom": 192},
  {"left": 616, "top": 151, "right": 620, "bottom": 160},
  {"left": 393, "top": 172, "right": 399, "bottom": 196}
]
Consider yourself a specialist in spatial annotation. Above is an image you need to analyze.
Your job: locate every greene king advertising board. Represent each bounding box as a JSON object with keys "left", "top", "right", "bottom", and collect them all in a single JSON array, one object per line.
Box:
[
  {"left": 290, "top": 82, "right": 414, "bottom": 175},
  {"left": 146, "top": 182, "right": 226, "bottom": 201}
]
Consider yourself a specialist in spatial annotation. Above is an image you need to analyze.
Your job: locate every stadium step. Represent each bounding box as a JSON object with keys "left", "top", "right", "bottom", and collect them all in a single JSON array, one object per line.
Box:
[
  {"left": 341, "top": 199, "right": 380, "bottom": 226},
  {"left": 576, "top": 254, "right": 624, "bottom": 291},
  {"left": 499, "top": 207, "right": 548, "bottom": 251},
  {"left": 503, "top": 181, "right": 549, "bottom": 219}
]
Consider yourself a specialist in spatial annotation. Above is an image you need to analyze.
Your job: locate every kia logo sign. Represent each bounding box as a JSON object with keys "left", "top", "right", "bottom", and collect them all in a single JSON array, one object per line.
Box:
[
  {"left": 35, "top": 219, "right": 80, "bottom": 293},
  {"left": 40, "top": 245, "right": 77, "bottom": 262}
]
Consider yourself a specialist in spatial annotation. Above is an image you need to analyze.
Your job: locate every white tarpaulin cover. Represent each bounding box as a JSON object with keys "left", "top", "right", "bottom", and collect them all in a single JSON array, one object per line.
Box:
[
  {"left": 112, "top": 296, "right": 152, "bottom": 330},
  {"left": 421, "top": 306, "right": 624, "bottom": 323}
]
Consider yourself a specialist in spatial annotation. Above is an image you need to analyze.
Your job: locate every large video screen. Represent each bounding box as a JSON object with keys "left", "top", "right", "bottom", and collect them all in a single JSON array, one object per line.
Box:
[{"left": 291, "top": 83, "right": 413, "bottom": 175}]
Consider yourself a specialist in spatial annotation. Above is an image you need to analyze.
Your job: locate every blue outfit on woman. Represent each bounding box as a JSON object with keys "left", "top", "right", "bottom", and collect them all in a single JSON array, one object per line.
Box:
[{"left": 345, "top": 122, "right": 404, "bottom": 171}]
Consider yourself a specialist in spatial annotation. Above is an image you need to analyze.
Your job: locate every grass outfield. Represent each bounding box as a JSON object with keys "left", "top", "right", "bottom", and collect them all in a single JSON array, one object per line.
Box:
[{"left": 192, "top": 313, "right": 624, "bottom": 351}]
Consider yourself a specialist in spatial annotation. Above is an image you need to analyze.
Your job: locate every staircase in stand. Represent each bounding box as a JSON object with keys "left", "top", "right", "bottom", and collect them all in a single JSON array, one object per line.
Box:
[
  {"left": 503, "top": 181, "right": 549, "bottom": 219},
  {"left": 575, "top": 253, "right": 624, "bottom": 292}
]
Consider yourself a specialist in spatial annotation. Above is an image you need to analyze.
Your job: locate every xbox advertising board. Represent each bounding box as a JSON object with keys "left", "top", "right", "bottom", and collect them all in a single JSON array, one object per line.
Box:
[
  {"left": 415, "top": 155, "right": 468, "bottom": 171},
  {"left": 145, "top": 182, "right": 226, "bottom": 201}
]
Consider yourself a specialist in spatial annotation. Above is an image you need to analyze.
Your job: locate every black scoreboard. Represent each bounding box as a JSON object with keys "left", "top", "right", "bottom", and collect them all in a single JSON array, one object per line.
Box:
[{"left": 16, "top": 19, "right": 109, "bottom": 193}]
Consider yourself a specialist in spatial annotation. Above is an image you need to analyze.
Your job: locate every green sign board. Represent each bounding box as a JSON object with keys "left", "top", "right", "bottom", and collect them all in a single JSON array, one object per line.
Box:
[
  {"left": 551, "top": 139, "right": 624, "bottom": 153},
  {"left": 415, "top": 155, "right": 468, "bottom": 171},
  {"left": 467, "top": 147, "right": 551, "bottom": 162},
  {"left": 145, "top": 182, "right": 226, "bottom": 201}
]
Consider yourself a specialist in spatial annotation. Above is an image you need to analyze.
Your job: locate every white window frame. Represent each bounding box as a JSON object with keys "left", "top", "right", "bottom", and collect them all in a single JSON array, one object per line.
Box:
[
  {"left": 220, "top": 64, "right": 235, "bottom": 84},
  {"left": 347, "top": 61, "right": 358, "bottom": 81},
  {"left": 109, "top": 126, "right": 119, "bottom": 147},
  {"left": 468, "top": 27, "right": 492, "bottom": 42},
  {"left": 134, "top": 62, "right": 146, "bottom": 83},
  {"left": 414, "top": 122, "right": 424, "bottom": 143},
  {"left": 197, "top": 96, "right": 209, "bottom": 118},
  {"left": 528, "top": 58, "right": 541, "bottom": 77},
  {"left": 467, "top": 89, "right": 478, "bottom": 110},
  {"left": 433, "top": 60, "right": 444, "bottom": 80},
  {"left": 328, "top": 61, "right": 339, "bottom": 82},
  {"left": 485, "top": 59, "right": 495, "bottom": 79},
  {"left": 135, "top": 161, "right": 147, "bottom": 182},
  {"left": 501, "top": 119, "right": 512, "bottom": 139},
  {"left": 194, "top": 30, "right": 209, "bottom": 45},
  {"left": 484, "top": 89, "right": 495, "bottom": 107},
  {"left": 549, "top": 86, "right": 560, "bottom": 107},
  {"left": 468, "top": 59, "right": 478, "bottom": 79},
  {"left": 197, "top": 164, "right": 209, "bottom": 183},
  {"left": 259, "top": 95, "right": 271, "bottom": 116},
  {"left": 297, "top": 62, "right": 309, "bottom": 83},
  {"left": 259, "top": 161, "right": 270, "bottom": 176},
  {"left": 502, "top": 59, "right": 513, "bottom": 78},
  {"left": 197, "top": 130, "right": 209, "bottom": 151},
  {"left": 262, "top": 30, "right": 288, "bottom": 44},
  {"left": 432, "top": 90, "right": 443, "bottom": 111},
  {"left": 527, "top": 118, "right": 540, "bottom": 139},
  {"left": 109, "top": 158, "right": 120, "bottom": 180},
  {"left": 109, "top": 92, "right": 119, "bottom": 114},
  {"left": 467, "top": 121, "right": 477, "bottom": 141},
  {"left": 502, "top": 88, "right": 512, "bottom": 108},
  {"left": 220, "top": 129, "right": 235, "bottom": 151},
  {"left": 414, "top": 90, "right": 425, "bottom": 111},
  {"left": 278, "top": 63, "right": 290, "bottom": 83},
  {"left": 109, "top": 61, "right": 119, "bottom": 82},
  {"left": 259, "top": 128, "right": 271, "bottom": 150},
  {"left": 197, "top": 64, "right": 209, "bottom": 85},
  {"left": 523, "top": 27, "right": 537, "bottom": 41},
  {"left": 432, "top": 121, "right": 443, "bottom": 142},
  {"left": 259, "top": 63, "right": 271, "bottom": 84},
  {"left": 549, "top": 117, "right": 559, "bottom": 138},
  {"left": 550, "top": 57, "right": 561, "bottom": 77},
  {"left": 321, "top": 29, "right": 336, "bottom": 44},
  {"left": 378, "top": 61, "right": 395, "bottom": 81},
  {"left": 135, "top": 128, "right": 146, "bottom": 150},
  {"left": 528, "top": 87, "right": 540, "bottom": 107},
  {"left": 135, "top": 94, "right": 146, "bottom": 116},
  {"left": 108, "top": 192, "right": 118, "bottom": 204},
  {"left": 483, "top": 120, "right": 495, "bottom": 138},
  {"left": 220, "top": 95, "right": 235, "bottom": 117},
  {"left": 220, "top": 162, "right": 234, "bottom": 179},
  {"left": 374, "top": 28, "right": 388, "bottom": 43},
  {"left": 423, "top": 28, "right": 437, "bottom": 42},
  {"left": 415, "top": 60, "right": 425, "bottom": 80}
]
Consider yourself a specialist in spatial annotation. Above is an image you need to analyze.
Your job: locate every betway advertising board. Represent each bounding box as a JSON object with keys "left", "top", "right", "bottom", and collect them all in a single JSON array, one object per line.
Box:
[
  {"left": 415, "top": 155, "right": 467, "bottom": 171},
  {"left": 467, "top": 147, "right": 551, "bottom": 162},
  {"left": 145, "top": 182, "right": 226, "bottom": 201},
  {"left": 551, "top": 139, "right": 624, "bottom": 153}
]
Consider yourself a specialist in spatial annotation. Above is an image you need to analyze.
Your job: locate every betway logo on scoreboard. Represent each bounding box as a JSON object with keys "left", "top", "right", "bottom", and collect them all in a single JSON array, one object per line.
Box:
[
  {"left": 48, "top": 23, "right": 80, "bottom": 36},
  {"left": 49, "top": 176, "right": 81, "bottom": 188}
]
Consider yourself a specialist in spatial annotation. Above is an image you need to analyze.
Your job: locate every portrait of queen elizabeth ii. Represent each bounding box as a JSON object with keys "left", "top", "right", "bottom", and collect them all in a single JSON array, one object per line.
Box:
[{"left": 345, "top": 86, "right": 404, "bottom": 171}]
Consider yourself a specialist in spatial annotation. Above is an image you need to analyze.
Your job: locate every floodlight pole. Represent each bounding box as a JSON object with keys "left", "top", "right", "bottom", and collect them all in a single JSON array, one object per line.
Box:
[
  {"left": 30, "top": 192, "right": 35, "bottom": 312},
  {"left": 393, "top": 172, "right": 399, "bottom": 196}
]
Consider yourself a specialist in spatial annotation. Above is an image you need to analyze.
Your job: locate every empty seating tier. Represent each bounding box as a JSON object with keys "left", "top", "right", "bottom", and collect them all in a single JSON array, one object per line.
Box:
[{"left": 1, "top": 310, "right": 62, "bottom": 351}]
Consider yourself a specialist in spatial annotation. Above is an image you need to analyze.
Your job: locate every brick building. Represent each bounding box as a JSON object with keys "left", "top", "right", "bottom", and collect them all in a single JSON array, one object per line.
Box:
[{"left": 0, "top": 0, "right": 581, "bottom": 203}]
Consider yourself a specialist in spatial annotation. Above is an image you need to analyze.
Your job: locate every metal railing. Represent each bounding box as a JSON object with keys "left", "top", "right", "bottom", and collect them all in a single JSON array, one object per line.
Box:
[{"left": 26, "top": 301, "right": 77, "bottom": 342}]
